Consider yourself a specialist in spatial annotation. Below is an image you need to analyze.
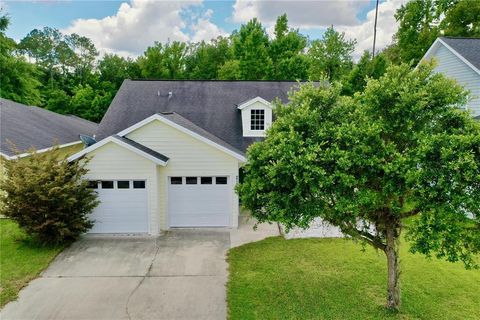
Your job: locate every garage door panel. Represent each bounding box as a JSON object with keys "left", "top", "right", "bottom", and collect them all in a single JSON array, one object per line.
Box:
[
  {"left": 89, "top": 180, "right": 148, "bottom": 234},
  {"left": 168, "top": 176, "right": 230, "bottom": 227}
]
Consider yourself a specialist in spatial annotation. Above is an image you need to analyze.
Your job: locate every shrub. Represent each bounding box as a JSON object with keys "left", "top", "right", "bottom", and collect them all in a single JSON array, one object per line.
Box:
[{"left": 0, "top": 147, "right": 98, "bottom": 245}]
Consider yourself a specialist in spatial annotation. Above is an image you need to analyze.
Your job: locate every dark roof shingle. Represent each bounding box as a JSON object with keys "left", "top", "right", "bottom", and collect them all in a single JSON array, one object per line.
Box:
[
  {"left": 1, "top": 98, "right": 98, "bottom": 156},
  {"left": 96, "top": 80, "right": 302, "bottom": 152},
  {"left": 113, "top": 135, "right": 169, "bottom": 162},
  {"left": 441, "top": 37, "right": 480, "bottom": 71}
]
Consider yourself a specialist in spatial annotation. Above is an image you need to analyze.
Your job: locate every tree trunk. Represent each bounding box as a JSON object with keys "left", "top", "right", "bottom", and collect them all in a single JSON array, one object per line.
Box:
[{"left": 385, "top": 223, "right": 400, "bottom": 310}]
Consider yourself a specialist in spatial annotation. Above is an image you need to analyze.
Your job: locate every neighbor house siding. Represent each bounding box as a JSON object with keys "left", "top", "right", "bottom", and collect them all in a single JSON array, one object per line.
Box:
[
  {"left": 126, "top": 120, "right": 240, "bottom": 230},
  {"left": 82, "top": 142, "right": 160, "bottom": 234},
  {"left": 429, "top": 45, "right": 480, "bottom": 116}
]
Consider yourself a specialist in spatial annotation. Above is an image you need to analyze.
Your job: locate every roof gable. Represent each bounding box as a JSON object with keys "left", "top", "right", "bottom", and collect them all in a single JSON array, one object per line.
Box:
[
  {"left": 237, "top": 97, "right": 273, "bottom": 110},
  {"left": 118, "top": 112, "right": 246, "bottom": 162},
  {"left": 423, "top": 38, "right": 480, "bottom": 76},
  {"left": 68, "top": 135, "right": 169, "bottom": 165}
]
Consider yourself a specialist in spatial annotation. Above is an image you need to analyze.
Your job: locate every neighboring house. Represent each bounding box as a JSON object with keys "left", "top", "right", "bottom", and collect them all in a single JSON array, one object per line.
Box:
[
  {"left": 422, "top": 37, "right": 480, "bottom": 117},
  {"left": 0, "top": 98, "right": 98, "bottom": 180},
  {"left": 68, "top": 80, "right": 299, "bottom": 235}
]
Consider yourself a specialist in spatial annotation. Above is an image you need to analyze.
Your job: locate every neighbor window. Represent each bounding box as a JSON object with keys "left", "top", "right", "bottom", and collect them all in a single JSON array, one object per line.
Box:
[
  {"left": 170, "top": 177, "right": 183, "bottom": 184},
  {"left": 117, "top": 181, "right": 130, "bottom": 189},
  {"left": 250, "top": 109, "right": 265, "bottom": 130},
  {"left": 216, "top": 177, "right": 227, "bottom": 185},
  {"left": 186, "top": 177, "right": 198, "bottom": 184},
  {"left": 101, "top": 181, "right": 114, "bottom": 189},
  {"left": 133, "top": 180, "right": 146, "bottom": 189},
  {"left": 201, "top": 177, "right": 212, "bottom": 184}
]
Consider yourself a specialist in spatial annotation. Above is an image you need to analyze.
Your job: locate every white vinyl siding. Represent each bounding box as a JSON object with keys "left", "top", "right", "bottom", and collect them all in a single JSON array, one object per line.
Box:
[
  {"left": 126, "top": 120, "right": 240, "bottom": 230},
  {"left": 429, "top": 45, "right": 480, "bottom": 116},
  {"left": 82, "top": 142, "right": 160, "bottom": 234}
]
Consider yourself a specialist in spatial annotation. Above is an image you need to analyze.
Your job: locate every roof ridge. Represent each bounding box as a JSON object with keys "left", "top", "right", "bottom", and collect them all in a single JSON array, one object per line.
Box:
[
  {"left": 127, "top": 79, "right": 303, "bottom": 82},
  {"left": 441, "top": 36, "right": 480, "bottom": 40}
]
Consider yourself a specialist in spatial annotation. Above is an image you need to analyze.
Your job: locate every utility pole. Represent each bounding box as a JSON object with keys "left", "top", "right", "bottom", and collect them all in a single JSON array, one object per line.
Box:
[{"left": 372, "top": 0, "right": 379, "bottom": 58}]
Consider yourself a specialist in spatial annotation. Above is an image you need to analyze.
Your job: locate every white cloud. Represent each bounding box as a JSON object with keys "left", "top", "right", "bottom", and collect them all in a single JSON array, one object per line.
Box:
[
  {"left": 190, "top": 9, "right": 229, "bottom": 42},
  {"left": 232, "top": 0, "right": 406, "bottom": 59},
  {"left": 232, "top": 0, "right": 370, "bottom": 28},
  {"left": 63, "top": 0, "right": 227, "bottom": 57},
  {"left": 338, "top": 0, "right": 407, "bottom": 58}
]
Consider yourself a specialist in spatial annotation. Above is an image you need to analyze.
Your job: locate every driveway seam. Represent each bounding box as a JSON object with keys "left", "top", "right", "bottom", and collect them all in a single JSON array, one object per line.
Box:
[{"left": 125, "top": 236, "right": 161, "bottom": 320}]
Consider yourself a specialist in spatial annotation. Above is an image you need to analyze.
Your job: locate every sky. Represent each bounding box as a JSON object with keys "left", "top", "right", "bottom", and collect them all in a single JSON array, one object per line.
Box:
[{"left": 0, "top": 0, "right": 407, "bottom": 59}]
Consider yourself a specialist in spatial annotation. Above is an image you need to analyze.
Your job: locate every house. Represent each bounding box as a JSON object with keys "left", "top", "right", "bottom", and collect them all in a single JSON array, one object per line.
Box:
[
  {"left": 0, "top": 98, "right": 98, "bottom": 180},
  {"left": 421, "top": 37, "right": 480, "bottom": 117},
  {"left": 68, "top": 80, "right": 299, "bottom": 235}
]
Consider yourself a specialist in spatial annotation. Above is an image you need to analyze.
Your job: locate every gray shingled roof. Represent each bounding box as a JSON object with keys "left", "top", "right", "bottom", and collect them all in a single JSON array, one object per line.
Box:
[
  {"left": 96, "top": 80, "right": 302, "bottom": 153},
  {"left": 441, "top": 37, "right": 480, "bottom": 71},
  {"left": 1, "top": 98, "right": 98, "bottom": 156},
  {"left": 113, "top": 135, "right": 169, "bottom": 162}
]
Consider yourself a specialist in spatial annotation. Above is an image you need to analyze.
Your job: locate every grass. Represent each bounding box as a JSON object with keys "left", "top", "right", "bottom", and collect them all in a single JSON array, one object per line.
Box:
[
  {"left": 0, "top": 219, "right": 64, "bottom": 307},
  {"left": 227, "top": 236, "right": 480, "bottom": 320}
]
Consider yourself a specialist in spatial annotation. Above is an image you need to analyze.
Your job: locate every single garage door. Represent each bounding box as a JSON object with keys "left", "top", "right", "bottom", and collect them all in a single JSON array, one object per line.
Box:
[
  {"left": 88, "top": 180, "right": 148, "bottom": 233},
  {"left": 168, "top": 176, "right": 230, "bottom": 227}
]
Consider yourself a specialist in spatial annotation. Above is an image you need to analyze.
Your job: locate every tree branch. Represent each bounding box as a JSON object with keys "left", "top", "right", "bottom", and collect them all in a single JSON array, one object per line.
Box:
[
  {"left": 401, "top": 208, "right": 421, "bottom": 219},
  {"left": 342, "top": 222, "right": 386, "bottom": 251}
]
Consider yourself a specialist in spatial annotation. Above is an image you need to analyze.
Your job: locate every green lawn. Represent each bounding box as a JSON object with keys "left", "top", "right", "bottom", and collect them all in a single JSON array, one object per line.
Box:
[
  {"left": 0, "top": 219, "right": 64, "bottom": 307},
  {"left": 227, "top": 236, "right": 480, "bottom": 320}
]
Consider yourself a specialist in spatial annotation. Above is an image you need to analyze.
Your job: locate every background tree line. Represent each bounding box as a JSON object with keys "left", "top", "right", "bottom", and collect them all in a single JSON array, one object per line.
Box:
[{"left": 1, "top": 0, "right": 478, "bottom": 123}]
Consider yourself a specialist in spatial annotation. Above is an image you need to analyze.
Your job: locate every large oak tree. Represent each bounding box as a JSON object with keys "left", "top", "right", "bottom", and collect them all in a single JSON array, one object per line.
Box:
[{"left": 237, "top": 63, "right": 480, "bottom": 309}]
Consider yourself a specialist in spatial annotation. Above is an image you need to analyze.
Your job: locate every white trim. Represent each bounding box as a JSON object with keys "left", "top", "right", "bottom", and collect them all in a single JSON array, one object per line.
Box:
[
  {"left": 117, "top": 114, "right": 247, "bottom": 162},
  {"left": 237, "top": 96, "right": 273, "bottom": 110},
  {"left": 422, "top": 38, "right": 480, "bottom": 76},
  {"left": 2, "top": 141, "right": 83, "bottom": 160},
  {"left": 67, "top": 136, "right": 168, "bottom": 166}
]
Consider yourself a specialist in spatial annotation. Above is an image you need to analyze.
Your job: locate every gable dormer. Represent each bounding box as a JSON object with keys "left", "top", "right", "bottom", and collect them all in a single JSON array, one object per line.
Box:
[{"left": 237, "top": 97, "right": 273, "bottom": 137}]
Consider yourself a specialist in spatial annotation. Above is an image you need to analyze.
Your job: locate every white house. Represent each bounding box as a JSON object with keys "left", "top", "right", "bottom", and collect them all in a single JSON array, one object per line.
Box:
[
  {"left": 421, "top": 37, "right": 480, "bottom": 118},
  {"left": 68, "top": 81, "right": 299, "bottom": 235}
]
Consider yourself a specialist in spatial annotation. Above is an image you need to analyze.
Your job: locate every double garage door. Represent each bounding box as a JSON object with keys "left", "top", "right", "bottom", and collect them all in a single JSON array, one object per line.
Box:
[{"left": 88, "top": 176, "right": 230, "bottom": 233}]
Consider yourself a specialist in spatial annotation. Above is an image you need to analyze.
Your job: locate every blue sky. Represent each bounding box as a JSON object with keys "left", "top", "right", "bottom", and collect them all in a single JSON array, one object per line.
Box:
[{"left": 1, "top": 0, "right": 404, "bottom": 58}]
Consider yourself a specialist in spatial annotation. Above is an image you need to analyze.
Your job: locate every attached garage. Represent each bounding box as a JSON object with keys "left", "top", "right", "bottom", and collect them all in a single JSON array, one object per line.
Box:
[
  {"left": 168, "top": 176, "right": 231, "bottom": 227},
  {"left": 88, "top": 180, "right": 149, "bottom": 233}
]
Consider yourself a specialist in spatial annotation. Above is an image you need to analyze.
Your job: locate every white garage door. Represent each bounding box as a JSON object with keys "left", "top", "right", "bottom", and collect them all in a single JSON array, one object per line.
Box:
[
  {"left": 88, "top": 180, "right": 148, "bottom": 233},
  {"left": 168, "top": 176, "right": 230, "bottom": 227}
]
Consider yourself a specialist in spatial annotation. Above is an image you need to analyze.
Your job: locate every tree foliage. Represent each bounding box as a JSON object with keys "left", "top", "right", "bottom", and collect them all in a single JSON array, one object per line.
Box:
[
  {"left": 232, "top": 18, "right": 272, "bottom": 80},
  {"left": 0, "top": 148, "right": 99, "bottom": 245},
  {"left": 391, "top": 0, "right": 480, "bottom": 64},
  {"left": 307, "top": 26, "right": 356, "bottom": 81},
  {"left": 268, "top": 14, "right": 309, "bottom": 80},
  {"left": 237, "top": 63, "right": 480, "bottom": 309},
  {"left": 0, "top": 15, "right": 41, "bottom": 105},
  {"left": 441, "top": 0, "right": 480, "bottom": 37},
  {"left": 138, "top": 41, "right": 187, "bottom": 79},
  {"left": 2, "top": 4, "right": 479, "bottom": 122},
  {"left": 342, "top": 51, "right": 389, "bottom": 96}
]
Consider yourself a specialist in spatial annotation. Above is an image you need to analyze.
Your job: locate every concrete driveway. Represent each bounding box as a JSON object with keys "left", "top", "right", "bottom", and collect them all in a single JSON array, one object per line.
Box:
[{"left": 1, "top": 218, "right": 278, "bottom": 320}]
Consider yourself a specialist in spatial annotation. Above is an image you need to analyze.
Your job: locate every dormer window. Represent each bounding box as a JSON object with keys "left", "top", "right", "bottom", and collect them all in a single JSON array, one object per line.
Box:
[
  {"left": 250, "top": 109, "right": 265, "bottom": 130},
  {"left": 238, "top": 97, "right": 273, "bottom": 137}
]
